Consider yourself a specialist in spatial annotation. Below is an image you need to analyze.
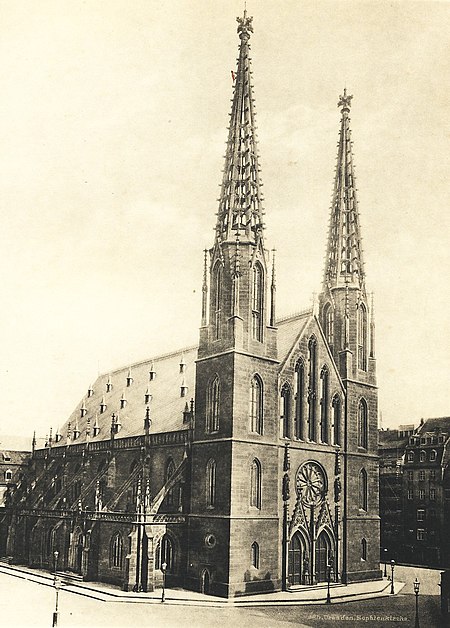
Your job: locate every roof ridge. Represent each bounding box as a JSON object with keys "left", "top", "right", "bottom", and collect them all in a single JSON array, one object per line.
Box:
[
  {"left": 276, "top": 308, "right": 313, "bottom": 324},
  {"left": 106, "top": 344, "right": 198, "bottom": 378}
]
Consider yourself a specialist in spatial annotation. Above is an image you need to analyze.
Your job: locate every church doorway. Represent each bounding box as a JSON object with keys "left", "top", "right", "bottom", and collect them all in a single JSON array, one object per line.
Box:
[
  {"left": 200, "top": 568, "right": 210, "bottom": 595},
  {"left": 315, "top": 530, "right": 332, "bottom": 582},
  {"left": 288, "top": 531, "right": 308, "bottom": 585},
  {"left": 70, "top": 527, "right": 84, "bottom": 574}
]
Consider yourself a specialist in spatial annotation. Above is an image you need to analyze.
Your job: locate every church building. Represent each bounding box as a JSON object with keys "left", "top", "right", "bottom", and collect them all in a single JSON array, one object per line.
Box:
[{"left": 3, "top": 12, "right": 380, "bottom": 597}]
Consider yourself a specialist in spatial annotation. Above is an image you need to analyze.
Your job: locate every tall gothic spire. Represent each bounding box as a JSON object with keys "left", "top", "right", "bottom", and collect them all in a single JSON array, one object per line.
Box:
[
  {"left": 215, "top": 10, "right": 265, "bottom": 245},
  {"left": 323, "top": 89, "right": 365, "bottom": 291}
]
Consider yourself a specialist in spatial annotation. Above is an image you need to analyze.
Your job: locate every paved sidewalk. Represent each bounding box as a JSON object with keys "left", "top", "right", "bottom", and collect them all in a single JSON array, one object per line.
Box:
[{"left": 0, "top": 561, "right": 404, "bottom": 607}]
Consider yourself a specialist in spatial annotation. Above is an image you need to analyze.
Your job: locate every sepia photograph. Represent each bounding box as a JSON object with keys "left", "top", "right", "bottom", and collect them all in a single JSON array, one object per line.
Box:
[{"left": 0, "top": 1, "right": 449, "bottom": 626}]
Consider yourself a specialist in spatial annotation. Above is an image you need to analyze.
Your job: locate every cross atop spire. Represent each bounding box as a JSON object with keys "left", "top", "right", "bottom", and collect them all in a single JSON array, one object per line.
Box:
[
  {"left": 323, "top": 90, "right": 365, "bottom": 291},
  {"left": 215, "top": 12, "right": 265, "bottom": 245}
]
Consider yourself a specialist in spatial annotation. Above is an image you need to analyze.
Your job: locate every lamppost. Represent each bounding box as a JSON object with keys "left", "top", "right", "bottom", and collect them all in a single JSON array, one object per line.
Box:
[
  {"left": 383, "top": 548, "right": 388, "bottom": 577},
  {"left": 414, "top": 577, "right": 420, "bottom": 628},
  {"left": 326, "top": 556, "right": 333, "bottom": 604},
  {"left": 52, "top": 550, "right": 60, "bottom": 628},
  {"left": 161, "top": 562, "right": 167, "bottom": 603},
  {"left": 390, "top": 559, "right": 395, "bottom": 594}
]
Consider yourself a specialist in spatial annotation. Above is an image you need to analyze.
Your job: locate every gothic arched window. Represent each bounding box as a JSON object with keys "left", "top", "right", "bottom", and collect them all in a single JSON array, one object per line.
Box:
[
  {"left": 251, "top": 541, "right": 260, "bottom": 569},
  {"left": 251, "top": 262, "right": 264, "bottom": 342},
  {"left": 280, "top": 383, "right": 291, "bottom": 439},
  {"left": 206, "top": 459, "right": 217, "bottom": 508},
  {"left": 358, "top": 303, "right": 368, "bottom": 371},
  {"left": 323, "top": 303, "right": 334, "bottom": 350},
  {"left": 214, "top": 263, "right": 222, "bottom": 341},
  {"left": 320, "top": 366, "right": 329, "bottom": 443},
  {"left": 361, "top": 538, "right": 367, "bottom": 561},
  {"left": 294, "top": 360, "right": 304, "bottom": 440},
  {"left": 332, "top": 394, "right": 341, "bottom": 446},
  {"left": 206, "top": 376, "right": 220, "bottom": 433},
  {"left": 155, "top": 534, "right": 174, "bottom": 571},
  {"left": 249, "top": 375, "right": 263, "bottom": 434},
  {"left": 359, "top": 468, "right": 368, "bottom": 511},
  {"left": 250, "top": 458, "right": 262, "bottom": 509},
  {"left": 110, "top": 532, "right": 124, "bottom": 569},
  {"left": 308, "top": 337, "right": 317, "bottom": 441},
  {"left": 358, "top": 399, "right": 368, "bottom": 450}
]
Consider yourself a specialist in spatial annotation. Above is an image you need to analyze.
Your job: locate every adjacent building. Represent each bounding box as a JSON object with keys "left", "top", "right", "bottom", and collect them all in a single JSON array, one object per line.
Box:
[
  {"left": 3, "top": 12, "right": 380, "bottom": 597},
  {"left": 379, "top": 418, "right": 450, "bottom": 568}
]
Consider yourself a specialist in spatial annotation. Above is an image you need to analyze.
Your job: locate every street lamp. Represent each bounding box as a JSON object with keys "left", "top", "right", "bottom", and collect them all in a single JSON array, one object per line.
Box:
[
  {"left": 414, "top": 577, "right": 420, "bottom": 628},
  {"left": 383, "top": 548, "right": 388, "bottom": 577},
  {"left": 390, "top": 559, "right": 395, "bottom": 594},
  {"left": 161, "top": 562, "right": 167, "bottom": 603},
  {"left": 52, "top": 550, "right": 60, "bottom": 628},
  {"left": 326, "top": 556, "right": 333, "bottom": 604}
]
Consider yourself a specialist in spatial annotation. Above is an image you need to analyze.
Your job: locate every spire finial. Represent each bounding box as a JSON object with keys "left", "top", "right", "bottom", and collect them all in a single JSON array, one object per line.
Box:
[
  {"left": 237, "top": 7, "right": 253, "bottom": 40},
  {"left": 338, "top": 88, "right": 353, "bottom": 114}
]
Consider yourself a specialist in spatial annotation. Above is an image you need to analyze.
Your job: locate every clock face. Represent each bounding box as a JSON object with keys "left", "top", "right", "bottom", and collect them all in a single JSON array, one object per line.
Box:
[{"left": 295, "top": 461, "right": 327, "bottom": 507}]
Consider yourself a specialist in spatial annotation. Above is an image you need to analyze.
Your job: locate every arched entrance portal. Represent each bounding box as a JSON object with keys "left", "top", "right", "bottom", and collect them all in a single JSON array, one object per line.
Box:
[
  {"left": 288, "top": 531, "right": 308, "bottom": 585},
  {"left": 315, "top": 530, "right": 332, "bottom": 582},
  {"left": 70, "top": 527, "right": 84, "bottom": 575}
]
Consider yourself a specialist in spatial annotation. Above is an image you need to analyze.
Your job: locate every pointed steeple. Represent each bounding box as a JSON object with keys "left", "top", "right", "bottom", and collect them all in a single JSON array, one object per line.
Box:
[
  {"left": 324, "top": 89, "right": 365, "bottom": 291},
  {"left": 215, "top": 9, "right": 265, "bottom": 245}
]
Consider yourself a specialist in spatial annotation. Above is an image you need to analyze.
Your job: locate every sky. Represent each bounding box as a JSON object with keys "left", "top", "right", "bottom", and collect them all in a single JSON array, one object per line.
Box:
[{"left": 0, "top": 0, "right": 449, "bottom": 443}]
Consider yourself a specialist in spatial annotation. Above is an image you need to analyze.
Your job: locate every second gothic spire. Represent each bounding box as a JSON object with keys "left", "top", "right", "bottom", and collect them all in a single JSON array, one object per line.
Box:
[
  {"left": 323, "top": 89, "right": 365, "bottom": 291},
  {"left": 215, "top": 12, "right": 265, "bottom": 246}
]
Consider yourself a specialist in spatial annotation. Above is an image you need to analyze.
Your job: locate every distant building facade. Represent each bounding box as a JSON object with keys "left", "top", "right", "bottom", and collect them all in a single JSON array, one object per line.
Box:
[
  {"left": 3, "top": 12, "right": 380, "bottom": 597},
  {"left": 379, "top": 418, "right": 450, "bottom": 568},
  {"left": 0, "top": 449, "right": 30, "bottom": 555}
]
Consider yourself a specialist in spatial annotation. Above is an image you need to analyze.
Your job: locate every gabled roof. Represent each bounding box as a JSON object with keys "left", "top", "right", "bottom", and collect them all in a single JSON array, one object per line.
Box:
[
  {"left": 277, "top": 310, "right": 312, "bottom": 367},
  {"left": 52, "top": 345, "right": 197, "bottom": 447},
  {"left": 40, "top": 311, "right": 338, "bottom": 450},
  {"left": 417, "top": 417, "right": 450, "bottom": 435}
]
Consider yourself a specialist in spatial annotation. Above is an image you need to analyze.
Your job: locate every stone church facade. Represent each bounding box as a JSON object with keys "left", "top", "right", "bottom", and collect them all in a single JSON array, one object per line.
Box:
[{"left": 2, "top": 12, "right": 380, "bottom": 597}]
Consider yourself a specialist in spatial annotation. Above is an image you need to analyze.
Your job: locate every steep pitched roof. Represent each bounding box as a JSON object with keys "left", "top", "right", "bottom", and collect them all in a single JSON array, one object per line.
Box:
[
  {"left": 418, "top": 417, "right": 450, "bottom": 435},
  {"left": 277, "top": 310, "right": 312, "bottom": 366},
  {"left": 52, "top": 345, "right": 197, "bottom": 447}
]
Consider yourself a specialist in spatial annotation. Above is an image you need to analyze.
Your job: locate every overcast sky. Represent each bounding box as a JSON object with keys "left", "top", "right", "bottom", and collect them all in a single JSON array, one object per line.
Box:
[{"left": 0, "top": 0, "right": 449, "bottom": 442}]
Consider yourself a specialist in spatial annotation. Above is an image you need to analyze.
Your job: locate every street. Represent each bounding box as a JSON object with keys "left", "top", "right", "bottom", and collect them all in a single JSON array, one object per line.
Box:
[{"left": 0, "top": 565, "right": 444, "bottom": 627}]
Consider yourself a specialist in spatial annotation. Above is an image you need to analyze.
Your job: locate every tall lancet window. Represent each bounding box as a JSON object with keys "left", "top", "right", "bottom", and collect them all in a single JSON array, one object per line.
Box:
[
  {"left": 358, "top": 398, "right": 368, "bottom": 450},
  {"left": 323, "top": 303, "right": 334, "bottom": 351},
  {"left": 214, "top": 263, "right": 222, "bottom": 341},
  {"left": 206, "top": 376, "right": 220, "bottom": 433},
  {"left": 320, "top": 366, "right": 329, "bottom": 443},
  {"left": 251, "top": 262, "right": 264, "bottom": 342},
  {"left": 308, "top": 337, "right": 317, "bottom": 441},
  {"left": 280, "top": 383, "right": 291, "bottom": 439},
  {"left": 206, "top": 459, "right": 217, "bottom": 508},
  {"left": 358, "top": 303, "right": 368, "bottom": 371},
  {"left": 332, "top": 394, "right": 341, "bottom": 446},
  {"left": 250, "top": 458, "right": 262, "bottom": 509},
  {"left": 249, "top": 375, "right": 263, "bottom": 435},
  {"left": 294, "top": 360, "right": 304, "bottom": 440}
]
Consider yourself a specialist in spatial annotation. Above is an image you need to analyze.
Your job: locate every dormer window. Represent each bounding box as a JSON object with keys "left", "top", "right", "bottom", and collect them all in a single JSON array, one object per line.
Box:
[
  {"left": 87, "top": 386, "right": 94, "bottom": 398},
  {"left": 2, "top": 452, "right": 11, "bottom": 462},
  {"left": 126, "top": 369, "right": 133, "bottom": 387},
  {"left": 120, "top": 393, "right": 127, "bottom": 409},
  {"left": 149, "top": 362, "right": 156, "bottom": 381},
  {"left": 144, "top": 389, "right": 151, "bottom": 405},
  {"left": 73, "top": 423, "right": 80, "bottom": 439},
  {"left": 179, "top": 355, "right": 186, "bottom": 374},
  {"left": 93, "top": 417, "right": 100, "bottom": 437},
  {"left": 5, "top": 469, "right": 12, "bottom": 481},
  {"left": 180, "top": 379, "right": 188, "bottom": 398},
  {"left": 100, "top": 397, "right": 107, "bottom": 414},
  {"left": 80, "top": 402, "right": 87, "bottom": 418},
  {"left": 106, "top": 376, "right": 113, "bottom": 393}
]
